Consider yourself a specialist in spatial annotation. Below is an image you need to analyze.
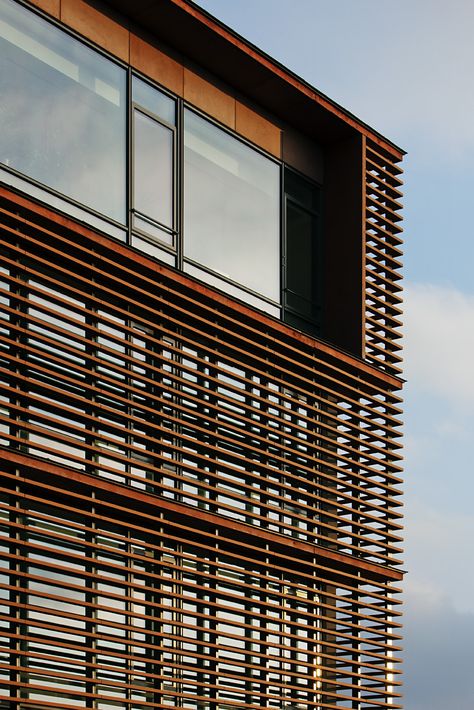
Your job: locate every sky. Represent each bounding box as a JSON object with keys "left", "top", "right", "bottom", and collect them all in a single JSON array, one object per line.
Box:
[{"left": 193, "top": 1, "right": 474, "bottom": 707}]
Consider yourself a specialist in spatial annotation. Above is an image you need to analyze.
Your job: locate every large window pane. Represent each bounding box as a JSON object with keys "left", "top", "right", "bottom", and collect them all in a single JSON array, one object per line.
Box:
[
  {"left": 0, "top": 0, "right": 126, "bottom": 222},
  {"left": 184, "top": 110, "right": 280, "bottom": 302}
]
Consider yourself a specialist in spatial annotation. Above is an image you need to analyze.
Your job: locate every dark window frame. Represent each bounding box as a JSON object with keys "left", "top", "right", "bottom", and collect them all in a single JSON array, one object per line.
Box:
[{"left": 282, "top": 167, "right": 323, "bottom": 337}]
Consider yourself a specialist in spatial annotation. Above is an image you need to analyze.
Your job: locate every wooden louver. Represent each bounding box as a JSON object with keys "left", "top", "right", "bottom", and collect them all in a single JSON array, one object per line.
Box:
[
  {"left": 364, "top": 140, "right": 404, "bottom": 375},
  {"left": 0, "top": 187, "right": 403, "bottom": 709}
]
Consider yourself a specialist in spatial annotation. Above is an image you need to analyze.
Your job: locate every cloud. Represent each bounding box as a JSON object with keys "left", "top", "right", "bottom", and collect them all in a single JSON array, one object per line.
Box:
[
  {"left": 404, "top": 500, "right": 474, "bottom": 615},
  {"left": 404, "top": 282, "right": 474, "bottom": 408},
  {"left": 404, "top": 585, "right": 474, "bottom": 710}
]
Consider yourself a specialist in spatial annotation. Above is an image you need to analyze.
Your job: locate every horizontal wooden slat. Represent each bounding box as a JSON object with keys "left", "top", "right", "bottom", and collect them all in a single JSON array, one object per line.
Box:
[
  {"left": 0, "top": 459, "right": 402, "bottom": 709},
  {"left": 0, "top": 184, "right": 403, "bottom": 709}
]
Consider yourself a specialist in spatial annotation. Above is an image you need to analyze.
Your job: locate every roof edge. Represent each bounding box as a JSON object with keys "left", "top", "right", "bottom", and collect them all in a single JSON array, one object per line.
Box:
[{"left": 173, "top": 0, "right": 406, "bottom": 158}]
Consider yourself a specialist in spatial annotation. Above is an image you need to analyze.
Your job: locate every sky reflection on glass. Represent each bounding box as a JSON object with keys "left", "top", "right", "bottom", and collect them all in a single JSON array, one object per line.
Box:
[
  {"left": 132, "top": 76, "right": 176, "bottom": 126},
  {"left": 133, "top": 110, "right": 173, "bottom": 230},
  {"left": 0, "top": 0, "right": 126, "bottom": 223},
  {"left": 184, "top": 109, "right": 280, "bottom": 302}
]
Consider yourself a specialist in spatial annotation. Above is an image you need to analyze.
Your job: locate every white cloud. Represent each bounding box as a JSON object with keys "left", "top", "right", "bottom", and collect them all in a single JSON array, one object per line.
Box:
[
  {"left": 404, "top": 586, "right": 474, "bottom": 710},
  {"left": 405, "top": 499, "right": 474, "bottom": 615},
  {"left": 404, "top": 503, "right": 474, "bottom": 707},
  {"left": 404, "top": 282, "right": 474, "bottom": 408}
]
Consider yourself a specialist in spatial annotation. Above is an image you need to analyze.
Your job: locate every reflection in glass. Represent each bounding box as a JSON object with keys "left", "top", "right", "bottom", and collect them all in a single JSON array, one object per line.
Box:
[
  {"left": 184, "top": 110, "right": 280, "bottom": 302},
  {"left": 0, "top": 0, "right": 126, "bottom": 222},
  {"left": 132, "top": 76, "right": 175, "bottom": 126},
  {"left": 132, "top": 216, "right": 173, "bottom": 245},
  {"left": 131, "top": 235, "right": 176, "bottom": 265},
  {"left": 133, "top": 110, "right": 173, "bottom": 232}
]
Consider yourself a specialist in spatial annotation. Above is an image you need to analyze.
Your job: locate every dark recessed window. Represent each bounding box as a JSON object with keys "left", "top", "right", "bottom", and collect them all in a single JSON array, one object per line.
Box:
[{"left": 283, "top": 169, "right": 322, "bottom": 336}]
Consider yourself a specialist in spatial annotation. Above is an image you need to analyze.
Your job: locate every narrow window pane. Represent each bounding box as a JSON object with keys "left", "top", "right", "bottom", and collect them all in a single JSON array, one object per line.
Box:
[
  {"left": 286, "top": 203, "right": 317, "bottom": 315},
  {"left": 184, "top": 110, "right": 280, "bottom": 302},
  {"left": 0, "top": 0, "right": 126, "bottom": 222},
  {"left": 133, "top": 109, "right": 173, "bottom": 232},
  {"left": 132, "top": 76, "right": 175, "bottom": 126},
  {"left": 284, "top": 169, "right": 321, "bottom": 335}
]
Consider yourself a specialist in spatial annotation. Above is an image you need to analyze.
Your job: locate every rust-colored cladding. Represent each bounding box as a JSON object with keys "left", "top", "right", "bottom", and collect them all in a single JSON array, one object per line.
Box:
[
  {"left": 26, "top": 0, "right": 60, "bottom": 17},
  {"left": 235, "top": 101, "right": 282, "bottom": 157},
  {"left": 183, "top": 68, "right": 236, "bottom": 128},
  {"left": 61, "top": 0, "right": 130, "bottom": 61},
  {"left": 0, "top": 0, "right": 404, "bottom": 708},
  {"left": 130, "top": 33, "right": 184, "bottom": 96}
]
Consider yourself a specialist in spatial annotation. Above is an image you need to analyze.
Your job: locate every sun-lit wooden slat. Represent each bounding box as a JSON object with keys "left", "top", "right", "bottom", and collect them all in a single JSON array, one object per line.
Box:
[
  {"left": 0, "top": 191, "right": 403, "bottom": 567},
  {"left": 0, "top": 458, "right": 403, "bottom": 710},
  {"left": 0, "top": 187, "right": 403, "bottom": 709},
  {"left": 365, "top": 140, "right": 404, "bottom": 375}
]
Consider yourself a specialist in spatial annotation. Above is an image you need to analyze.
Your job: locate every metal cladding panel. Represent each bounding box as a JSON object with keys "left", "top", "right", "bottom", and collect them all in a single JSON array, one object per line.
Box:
[{"left": 0, "top": 188, "right": 403, "bottom": 708}]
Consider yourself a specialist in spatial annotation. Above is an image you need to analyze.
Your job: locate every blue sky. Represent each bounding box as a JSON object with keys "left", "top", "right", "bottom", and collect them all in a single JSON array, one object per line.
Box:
[{"left": 195, "top": 1, "right": 474, "bottom": 707}]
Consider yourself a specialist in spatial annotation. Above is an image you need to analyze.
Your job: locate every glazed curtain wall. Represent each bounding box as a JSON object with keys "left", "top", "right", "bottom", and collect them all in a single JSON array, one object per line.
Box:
[{"left": 0, "top": 0, "right": 281, "bottom": 313}]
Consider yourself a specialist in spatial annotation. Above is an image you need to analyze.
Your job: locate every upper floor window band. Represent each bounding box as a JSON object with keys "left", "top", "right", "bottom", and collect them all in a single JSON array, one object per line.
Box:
[
  {"left": 0, "top": 0, "right": 323, "bottom": 339},
  {"left": 0, "top": 0, "right": 126, "bottom": 223}
]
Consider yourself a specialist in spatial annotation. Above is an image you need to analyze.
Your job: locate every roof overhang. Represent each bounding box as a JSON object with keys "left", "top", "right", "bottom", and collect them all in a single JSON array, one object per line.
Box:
[{"left": 101, "top": 0, "right": 405, "bottom": 158}]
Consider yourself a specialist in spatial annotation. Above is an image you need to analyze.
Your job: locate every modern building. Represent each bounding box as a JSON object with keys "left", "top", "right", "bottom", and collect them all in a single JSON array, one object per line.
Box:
[{"left": 0, "top": 1, "right": 405, "bottom": 708}]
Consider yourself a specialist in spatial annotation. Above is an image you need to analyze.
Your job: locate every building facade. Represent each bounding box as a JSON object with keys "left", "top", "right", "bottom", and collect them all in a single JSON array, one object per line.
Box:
[{"left": 0, "top": 1, "right": 405, "bottom": 708}]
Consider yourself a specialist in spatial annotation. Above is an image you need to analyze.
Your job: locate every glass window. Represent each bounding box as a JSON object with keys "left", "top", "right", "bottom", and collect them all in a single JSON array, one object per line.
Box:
[
  {"left": 0, "top": 0, "right": 126, "bottom": 222},
  {"left": 133, "top": 110, "right": 174, "bottom": 242},
  {"left": 184, "top": 110, "right": 280, "bottom": 302},
  {"left": 284, "top": 169, "right": 322, "bottom": 335},
  {"left": 132, "top": 77, "right": 176, "bottom": 246},
  {"left": 132, "top": 76, "right": 175, "bottom": 125}
]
